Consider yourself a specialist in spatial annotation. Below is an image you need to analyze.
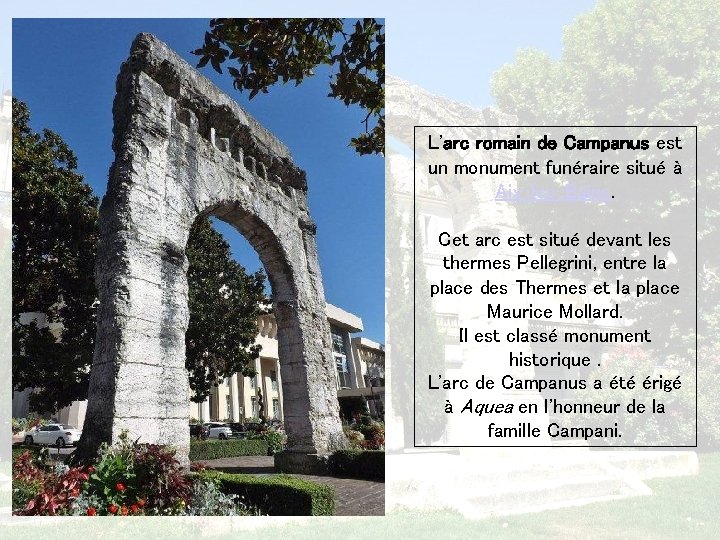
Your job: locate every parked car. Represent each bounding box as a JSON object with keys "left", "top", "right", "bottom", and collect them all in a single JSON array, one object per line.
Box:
[
  {"left": 203, "top": 422, "right": 233, "bottom": 440},
  {"left": 24, "top": 424, "right": 82, "bottom": 447},
  {"left": 228, "top": 422, "right": 247, "bottom": 438},
  {"left": 189, "top": 423, "right": 209, "bottom": 440}
]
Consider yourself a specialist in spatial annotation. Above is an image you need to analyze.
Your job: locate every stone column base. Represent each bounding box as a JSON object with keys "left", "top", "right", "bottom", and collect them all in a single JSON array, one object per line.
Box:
[{"left": 274, "top": 451, "right": 331, "bottom": 475}]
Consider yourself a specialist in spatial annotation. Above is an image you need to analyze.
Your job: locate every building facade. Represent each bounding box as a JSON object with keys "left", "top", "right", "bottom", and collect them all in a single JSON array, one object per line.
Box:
[{"left": 13, "top": 303, "right": 385, "bottom": 428}]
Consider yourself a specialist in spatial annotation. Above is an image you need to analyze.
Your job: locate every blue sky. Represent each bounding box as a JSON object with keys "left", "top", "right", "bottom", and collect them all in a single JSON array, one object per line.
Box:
[
  {"left": 388, "top": 1, "right": 596, "bottom": 108},
  {"left": 10, "top": 7, "right": 600, "bottom": 343},
  {"left": 12, "top": 18, "right": 385, "bottom": 341}
]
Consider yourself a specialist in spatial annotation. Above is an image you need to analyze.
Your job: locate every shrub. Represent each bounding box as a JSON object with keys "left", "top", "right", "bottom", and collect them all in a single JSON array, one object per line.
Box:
[
  {"left": 344, "top": 429, "right": 365, "bottom": 449},
  {"left": 12, "top": 450, "right": 48, "bottom": 513},
  {"left": 357, "top": 421, "right": 385, "bottom": 450},
  {"left": 12, "top": 445, "right": 42, "bottom": 462},
  {"left": 133, "top": 443, "right": 192, "bottom": 511},
  {"left": 12, "top": 450, "right": 46, "bottom": 483},
  {"left": 186, "top": 478, "right": 259, "bottom": 516},
  {"left": 21, "top": 466, "right": 91, "bottom": 515},
  {"left": 249, "top": 430, "right": 287, "bottom": 455},
  {"left": 14, "top": 431, "right": 281, "bottom": 516},
  {"left": 189, "top": 439, "right": 268, "bottom": 460},
  {"left": 13, "top": 448, "right": 93, "bottom": 516},
  {"left": 82, "top": 432, "right": 191, "bottom": 515},
  {"left": 339, "top": 395, "right": 373, "bottom": 422},
  {"left": 14, "top": 414, "right": 50, "bottom": 433},
  {"left": 13, "top": 479, "right": 42, "bottom": 510},
  {"left": 68, "top": 492, "right": 105, "bottom": 516},
  {"left": 84, "top": 438, "right": 135, "bottom": 508},
  {"left": 206, "top": 472, "right": 335, "bottom": 516},
  {"left": 190, "top": 462, "right": 207, "bottom": 472},
  {"left": 72, "top": 433, "right": 191, "bottom": 515},
  {"left": 329, "top": 450, "right": 384, "bottom": 481}
]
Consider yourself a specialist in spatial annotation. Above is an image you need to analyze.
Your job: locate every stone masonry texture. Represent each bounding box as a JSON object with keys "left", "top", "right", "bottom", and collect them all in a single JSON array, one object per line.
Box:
[{"left": 76, "top": 33, "right": 346, "bottom": 467}]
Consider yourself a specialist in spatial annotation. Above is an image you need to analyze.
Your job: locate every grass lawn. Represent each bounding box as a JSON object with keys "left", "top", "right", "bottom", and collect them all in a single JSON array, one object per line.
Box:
[
  {"left": 3, "top": 451, "right": 717, "bottom": 539},
  {"left": 380, "top": 452, "right": 720, "bottom": 539}
]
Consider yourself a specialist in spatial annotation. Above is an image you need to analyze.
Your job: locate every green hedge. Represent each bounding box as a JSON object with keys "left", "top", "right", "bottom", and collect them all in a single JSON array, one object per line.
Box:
[
  {"left": 205, "top": 472, "right": 335, "bottom": 516},
  {"left": 329, "top": 449, "right": 385, "bottom": 481},
  {"left": 189, "top": 439, "right": 268, "bottom": 461}
]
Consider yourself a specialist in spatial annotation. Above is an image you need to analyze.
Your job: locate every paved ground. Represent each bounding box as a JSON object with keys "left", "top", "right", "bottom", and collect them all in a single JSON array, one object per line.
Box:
[{"left": 199, "top": 455, "right": 385, "bottom": 516}]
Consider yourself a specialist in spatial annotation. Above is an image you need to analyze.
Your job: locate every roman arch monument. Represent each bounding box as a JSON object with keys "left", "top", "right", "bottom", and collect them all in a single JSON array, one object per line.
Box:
[{"left": 76, "top": 34, "right": 346, "bottom": 471}]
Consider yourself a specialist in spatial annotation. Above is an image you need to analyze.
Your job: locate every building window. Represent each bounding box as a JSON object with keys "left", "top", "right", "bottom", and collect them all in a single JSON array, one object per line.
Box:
[
  {"left": 331, "top": 326, "right": 352, "bottom": 389},
  {"left": 335, "top": 355, "right": 351, "bottom": 390},
  {"left": 251, "top": 397, "right": 258, "bottom": 418},
  {"left": 366, "top": 364, "right": 385, "bottom": 387},
  {"left": 225, "top": 394, "right": 232, "bottom": 420},
  {"left": 330, "top": 326, "right": 347, "bottom": 355},
  {"left": 249, "top": 374, "right": 257, "bottom": 389},
  {"left": 272, "top": 399, "right": 280, "bottom": 419},
  {"left": 270, "top": 370, "right": 278, "bottom": 391}
]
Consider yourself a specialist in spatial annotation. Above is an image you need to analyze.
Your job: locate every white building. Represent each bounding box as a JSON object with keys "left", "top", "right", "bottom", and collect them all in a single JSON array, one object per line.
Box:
[{"left": 13, "top": 303, "right": 385, "bottom": 428}]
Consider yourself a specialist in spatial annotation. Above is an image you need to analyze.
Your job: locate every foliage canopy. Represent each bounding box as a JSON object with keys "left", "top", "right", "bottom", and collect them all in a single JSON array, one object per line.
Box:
[{"left": 194, "top": 18, "right": 385, "bottom": 155}]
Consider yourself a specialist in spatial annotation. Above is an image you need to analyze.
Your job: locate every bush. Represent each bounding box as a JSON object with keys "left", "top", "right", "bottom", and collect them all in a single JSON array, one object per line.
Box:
[
  {"left": 13, "top": 414, "right": 49, "bottom": 433},
  {"left": 358, "top": 421, "right": 385, "bottom": 450},
  {"left": 12, "top": 449, "right": 94, "bottom": 516},
  {"left": 12, "top": 445, "right": 41, "bottom": 461},
  {"left": 186, "top": 478, "right": 258, "bottom": 516},
  {"left": 12, "top": 479, "right": 42, "bottom": 510},
  {"left": 249, "top": 430, "right": 287, "bottom": 455},
  {"left": 206, "top": 471, "right": 335, "bottom": 516},
  {"left": 189, "top": 439, "right": 268, "bottom": 461},
  {"left": 329, "top": 450, "right": 384, "bottom": 481},
  {"left": 13, "top": 432, "right": 277, "bottom": 516},
  {"left": 338, "top": 395, "right": 372, "bottom": 422},
  {"left": 80, "top": 431, "right": 191, "bottom": 516},
  {"left": 23, "top": 466, "right": 91, "bottom": 515},
  {"left": 344, "top": 429, "right": 365, "bottom": 449}
]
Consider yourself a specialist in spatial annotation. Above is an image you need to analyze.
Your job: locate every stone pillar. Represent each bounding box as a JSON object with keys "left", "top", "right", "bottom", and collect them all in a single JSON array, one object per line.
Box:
[
  {"left": 276, "top": 359, "right": 284, "bottom": 422},
  {"left": 230, "top": 374, "right": 241, "bottom": 422},
  {"left": 200, "top": 399, "right": 210, "bottom": 423}
]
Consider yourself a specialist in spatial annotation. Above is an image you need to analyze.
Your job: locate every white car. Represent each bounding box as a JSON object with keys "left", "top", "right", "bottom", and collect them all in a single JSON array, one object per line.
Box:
[
  {"left": 203, "top": 422, "right": 233, "bottom": 440},
  {"left": 24, "top": 424, "right": 82, "bottom": 447}
]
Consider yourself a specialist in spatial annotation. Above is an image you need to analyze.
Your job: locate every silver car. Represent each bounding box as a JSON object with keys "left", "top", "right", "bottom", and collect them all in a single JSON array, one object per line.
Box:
[{"left": 203, "top": 422, "right": 233, "bottom": 440}]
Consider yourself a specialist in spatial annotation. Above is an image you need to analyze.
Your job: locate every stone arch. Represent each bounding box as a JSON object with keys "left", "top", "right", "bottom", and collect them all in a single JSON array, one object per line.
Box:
[{"left": 76, "top": 34, "right": 345, "bottom": 470}]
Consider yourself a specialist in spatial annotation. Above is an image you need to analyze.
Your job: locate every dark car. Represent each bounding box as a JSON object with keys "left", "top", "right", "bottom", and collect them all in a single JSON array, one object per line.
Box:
[
  {"left": 189, "top": 423, "right": 209, "bottom": 440},
  {"left": 228, "top": 422, "right": 246, "bottom": 438}
]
